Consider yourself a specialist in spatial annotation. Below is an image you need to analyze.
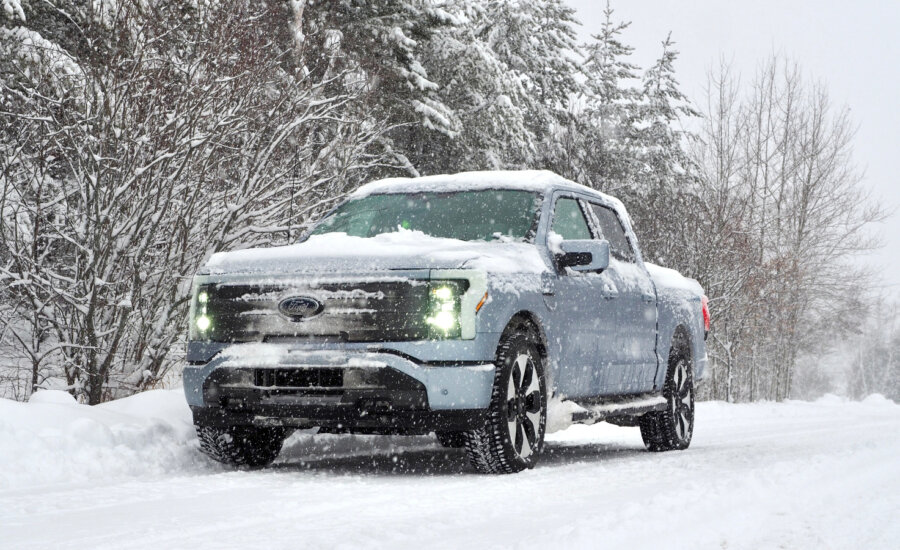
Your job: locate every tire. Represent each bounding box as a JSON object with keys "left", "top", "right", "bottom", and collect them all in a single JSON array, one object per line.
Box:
[
  {"left": 196, "top": 425, "right": 286, "bottom": 468},
  {"left": 435, "top": 431, "right": 467, "bottom": 448},
  {"left": 640, "top": 341, "right": 694, "bottom": 452},
  {"left": 464, "top": 329, "right": 547, "bottom": 474}
]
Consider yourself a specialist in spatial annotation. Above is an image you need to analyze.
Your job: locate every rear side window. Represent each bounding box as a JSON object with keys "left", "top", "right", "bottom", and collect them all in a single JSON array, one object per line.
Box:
[
  {"left": 589, "top": 203, "right": 635, "bottom": 262},
  {"left": 551, "top": 198, "right": 592, "bottom": 240}
]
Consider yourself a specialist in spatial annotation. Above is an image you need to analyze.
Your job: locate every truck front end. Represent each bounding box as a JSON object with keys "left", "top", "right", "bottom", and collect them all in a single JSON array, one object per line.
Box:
[{"left": 183, "top": 269, "right": 496, "bottom": 435}]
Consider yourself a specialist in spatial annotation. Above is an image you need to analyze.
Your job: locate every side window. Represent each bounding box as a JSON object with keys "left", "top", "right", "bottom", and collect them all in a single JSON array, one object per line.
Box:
[
  {"left": 589, "top": 203, "right": 636, "bottom": 262},
  {"left": 550, "top": 198, "right": 592, "bottom": 240}
]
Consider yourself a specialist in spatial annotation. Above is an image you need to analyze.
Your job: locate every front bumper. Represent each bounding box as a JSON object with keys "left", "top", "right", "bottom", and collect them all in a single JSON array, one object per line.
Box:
[
  {"left": 191, "top": 405, "right": 488, "bottom": 434},
  {"left": 183, "top": 346, "right": 496, "bottom": 433}
]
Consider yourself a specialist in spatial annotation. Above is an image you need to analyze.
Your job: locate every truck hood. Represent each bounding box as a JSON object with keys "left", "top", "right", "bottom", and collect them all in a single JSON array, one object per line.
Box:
[{"left": 202, "top": 230, "right": 547, "bottom": 275}]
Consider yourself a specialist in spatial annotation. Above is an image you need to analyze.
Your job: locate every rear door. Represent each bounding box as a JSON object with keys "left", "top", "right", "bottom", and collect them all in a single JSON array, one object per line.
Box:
[{"left": 586, "top": 202, "right": 658, "bottom": 394}]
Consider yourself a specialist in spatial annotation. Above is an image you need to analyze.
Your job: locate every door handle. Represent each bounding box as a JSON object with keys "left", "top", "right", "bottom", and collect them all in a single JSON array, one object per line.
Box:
[
  {"left": 541, "top": 272, "right": 555, "bottom": 295},
  {"left": 641, "top": 293, "right": 655, "bottom": 303},
  {"left": 600, "top": 281, "right": 618, "bottom": 300}
]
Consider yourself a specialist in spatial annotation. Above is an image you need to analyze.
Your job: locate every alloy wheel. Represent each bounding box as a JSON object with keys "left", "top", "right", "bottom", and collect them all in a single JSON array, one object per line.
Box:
[
  {"left": 669, "top": 359, "right": 694, "bottom": 442},
  {"left": 505, "top": 353, "right": 543, "bottom": 458}
]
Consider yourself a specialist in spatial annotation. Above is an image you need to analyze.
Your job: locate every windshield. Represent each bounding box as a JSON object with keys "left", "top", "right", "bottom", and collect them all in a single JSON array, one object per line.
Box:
[{"left": 309, "top": 190, "right": 542, "bottom": 242}]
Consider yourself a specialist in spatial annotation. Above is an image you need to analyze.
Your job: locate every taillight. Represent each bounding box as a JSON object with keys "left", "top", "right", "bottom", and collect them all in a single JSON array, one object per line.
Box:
[{"left": 701, "top": 295, "right": 710, "bottom": 333}]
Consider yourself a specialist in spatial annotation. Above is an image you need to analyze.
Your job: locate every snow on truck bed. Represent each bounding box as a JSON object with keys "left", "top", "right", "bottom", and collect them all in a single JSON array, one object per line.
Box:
[
  {"left": 1, "top": 391, "right": 898, "bottom": 549},
  {"left": 645, "top": 261, "right": 704, "bottom": 295}
]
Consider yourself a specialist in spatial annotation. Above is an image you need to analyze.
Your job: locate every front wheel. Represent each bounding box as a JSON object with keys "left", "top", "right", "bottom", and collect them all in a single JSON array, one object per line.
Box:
[
  {"left": 196, "top": 425, "right": 286, "bottom": 468},
  {"left": 640, "top": 346, "right": 694, "bottom": 452},
  {"left": 464, "top": 330, "right": 547, "bottom": 474}
]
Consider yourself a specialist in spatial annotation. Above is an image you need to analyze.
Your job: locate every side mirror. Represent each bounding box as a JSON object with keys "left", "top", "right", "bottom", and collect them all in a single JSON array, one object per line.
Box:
[{"left": 556, "top": 239, "right": 610, "bottom": 272}]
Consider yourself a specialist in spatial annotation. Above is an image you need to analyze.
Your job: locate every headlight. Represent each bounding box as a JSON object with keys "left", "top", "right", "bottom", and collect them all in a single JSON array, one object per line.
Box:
[
  {"left": 195, "top": 314, "right": 211, "bottom": 331},
  {"left": 427, "top": 271, "right": 488, "bottom": 340},
  {"left": 426, "top": 281, "right": 465, "bottom": 337},
  {"left": 190, "top": 283, "right": 214, "bottom": 341}
]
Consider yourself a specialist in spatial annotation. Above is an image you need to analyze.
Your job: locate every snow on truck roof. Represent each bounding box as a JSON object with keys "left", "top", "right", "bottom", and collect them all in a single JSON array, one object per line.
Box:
[{"left": 354, "top": 170, "right": 612, "bottom": 202}]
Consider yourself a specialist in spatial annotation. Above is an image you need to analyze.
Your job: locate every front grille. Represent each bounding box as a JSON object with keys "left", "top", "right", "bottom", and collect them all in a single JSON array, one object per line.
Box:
[
  {"left": 254, "top": 368, "right": 343, "bottom": 388},
  {"left": 198, "top": 279, "right": 466, "bottom": 343}
]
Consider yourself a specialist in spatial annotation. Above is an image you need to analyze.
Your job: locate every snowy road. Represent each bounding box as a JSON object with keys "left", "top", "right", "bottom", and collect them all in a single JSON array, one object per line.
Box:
[{"left": 1, "top": 392, "right": 898, "bottom": 549}]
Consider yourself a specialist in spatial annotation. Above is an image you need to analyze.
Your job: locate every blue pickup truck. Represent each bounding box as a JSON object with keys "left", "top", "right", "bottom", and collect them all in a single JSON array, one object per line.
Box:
[{"left": 184, "top": 170, "right": 709, "bottom": 473}]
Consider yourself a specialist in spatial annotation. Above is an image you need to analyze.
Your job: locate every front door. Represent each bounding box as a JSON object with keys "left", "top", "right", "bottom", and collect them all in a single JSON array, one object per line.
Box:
[{"left": 544, "top": 195, "right": 617, "bottom": 398}]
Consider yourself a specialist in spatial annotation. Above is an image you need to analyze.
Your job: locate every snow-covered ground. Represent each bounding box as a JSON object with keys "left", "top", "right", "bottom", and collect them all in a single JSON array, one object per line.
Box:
[{"left": 1, "top": 390, "right": 897, "bottom": 550}]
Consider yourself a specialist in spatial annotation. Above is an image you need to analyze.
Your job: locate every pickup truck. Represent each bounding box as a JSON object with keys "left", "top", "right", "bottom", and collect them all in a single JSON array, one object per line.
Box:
[{"left": 183, "top": 170, "right": 709, "bottom": 473}]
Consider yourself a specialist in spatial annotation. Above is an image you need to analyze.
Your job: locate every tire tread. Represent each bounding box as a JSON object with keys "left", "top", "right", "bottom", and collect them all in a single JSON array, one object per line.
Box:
[
  {"left": 464, "top": 329, "right": 545, "bottom": 474},
  {"left": 196, "top": 425, "right": 285, "bottom": 468}
]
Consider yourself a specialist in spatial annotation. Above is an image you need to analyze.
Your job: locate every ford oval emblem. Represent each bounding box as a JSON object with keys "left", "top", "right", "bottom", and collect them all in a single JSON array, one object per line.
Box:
[{"left": 278, "top": 296, "right": 323, "bottom": 320}]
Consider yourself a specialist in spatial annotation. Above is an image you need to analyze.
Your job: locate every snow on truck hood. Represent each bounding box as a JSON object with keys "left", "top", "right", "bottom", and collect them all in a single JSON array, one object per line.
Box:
[{"left": 203, "top": 230, "right": 548, "bottom": 275}]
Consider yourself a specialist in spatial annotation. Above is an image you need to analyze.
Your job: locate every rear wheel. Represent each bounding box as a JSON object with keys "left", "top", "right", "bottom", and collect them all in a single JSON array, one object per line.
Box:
[
  {"left": 464, "top": 330, "right": 547, "bottom": 474},
  {"left": 640, "top": 343, "right": 694, "bottom": 452},
  {"left": 196, "top": 425, "right": 286, "bottom": 468}
]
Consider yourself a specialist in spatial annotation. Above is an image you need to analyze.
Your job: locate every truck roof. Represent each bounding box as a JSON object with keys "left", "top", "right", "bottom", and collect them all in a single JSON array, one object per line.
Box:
[{"left": 352, "top": 170, "right": 609, "bottom": 202}]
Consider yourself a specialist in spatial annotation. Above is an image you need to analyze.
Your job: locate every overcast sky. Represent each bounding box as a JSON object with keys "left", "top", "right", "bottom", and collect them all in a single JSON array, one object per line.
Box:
[{"left": 568, "top": 0, "right": 900, "bottom": 292}]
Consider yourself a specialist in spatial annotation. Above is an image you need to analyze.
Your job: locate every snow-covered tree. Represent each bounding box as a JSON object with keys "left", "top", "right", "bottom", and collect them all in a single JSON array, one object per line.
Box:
[
  {"left": 297, "top": 0, "right": 458, "bottom": 175},
  {"left": 576, "top": 1, "right": 642, "bottom": 190},
  {"left": 627, "top": 34, "right": 700, "bottom": 267},
  {"left": 691, "top": 57, "right": 885, "bottom": 402},
  {"left": 0, "top": 0, "right": 391, "bottom": 403},
  {"left": 398, "top": 0, "right": 582, "bottom": 174},
  {"left": 847, "top": 300, "right": 900, "bottom": 402},
  {"left": 0, "top": 1, "right": 883, "bottom": 406}
]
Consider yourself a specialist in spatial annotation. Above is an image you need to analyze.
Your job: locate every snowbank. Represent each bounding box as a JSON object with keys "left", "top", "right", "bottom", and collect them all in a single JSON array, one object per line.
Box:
[
  {"left": 0, "top": 389, "right": 206, "bottom": 489},
  {"left": 0, "top": 389, "right": 439, "bottom": 490}
]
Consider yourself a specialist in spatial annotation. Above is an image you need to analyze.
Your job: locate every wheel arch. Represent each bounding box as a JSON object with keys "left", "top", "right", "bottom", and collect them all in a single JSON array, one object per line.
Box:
[
  {"left": 655, "top": 323, "right": 694, "bottom": 390},
  {"left": 671, "top": 324, "right": 693, "bottom": 361},
  {"left": 502, "top": 310, "right": 549, "bottom": 364}
]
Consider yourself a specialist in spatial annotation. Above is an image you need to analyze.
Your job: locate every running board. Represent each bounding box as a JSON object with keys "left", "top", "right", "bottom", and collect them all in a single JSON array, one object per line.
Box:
[{"left": 569, "top": 395, "right": 667, "bottom": 425}]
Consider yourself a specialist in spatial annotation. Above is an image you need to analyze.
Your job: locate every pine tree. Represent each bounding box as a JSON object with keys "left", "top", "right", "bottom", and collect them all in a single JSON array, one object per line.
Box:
[
  {"left": 483, "top": 0, "right": 581, "bottom": 142},
  {"left": 577, "top": 1, "right": 642, "bottom": 190},
  {"left": 298, "top": 0, "right": 458, "bottom": 176},
  {"left": 411, "top": 1, "right": 532, "bottom": 172},
  {"left": 630, "top": 33, "right": 701, "bottom": 266},
  {"left": 403, "top": 0, "right": 582, "bottom": 174},
  {"left": 638, "top": 33, "right": 699, "bottom": 185}
]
